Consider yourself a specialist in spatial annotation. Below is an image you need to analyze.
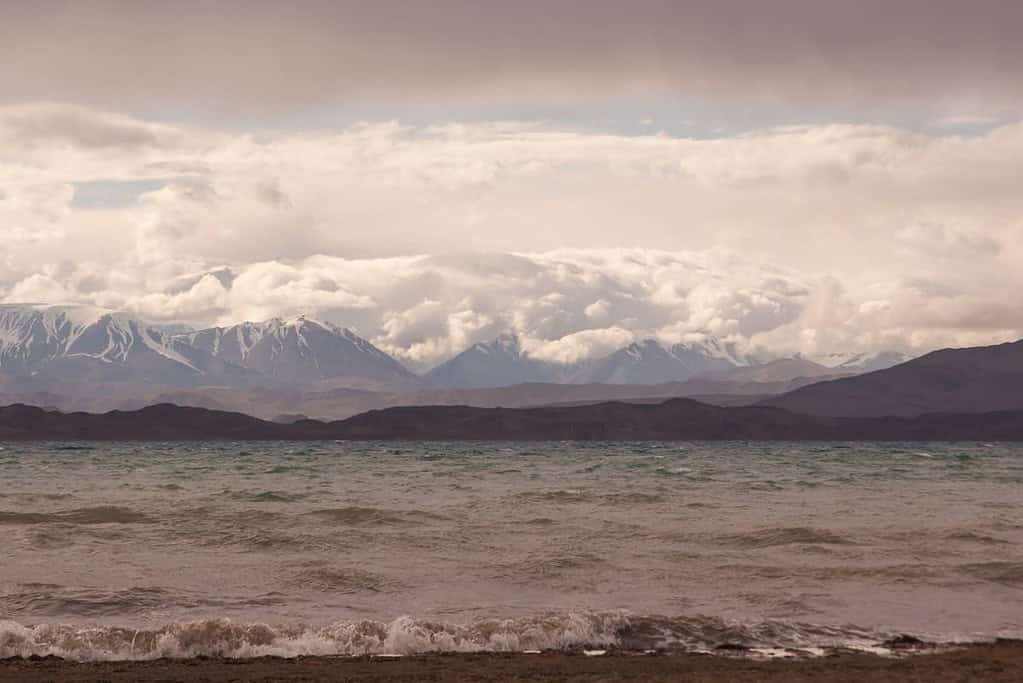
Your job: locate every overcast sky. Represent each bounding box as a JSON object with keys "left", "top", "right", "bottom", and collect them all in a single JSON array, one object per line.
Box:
[{"left": 2, "top": 1, "right": 1021, "bottom": 368}]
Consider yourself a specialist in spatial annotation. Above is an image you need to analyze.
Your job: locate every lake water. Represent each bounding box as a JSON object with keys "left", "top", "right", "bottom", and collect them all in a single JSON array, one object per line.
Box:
[{"left": 1, "top": 441, "right": 1021, "bottom": 660}]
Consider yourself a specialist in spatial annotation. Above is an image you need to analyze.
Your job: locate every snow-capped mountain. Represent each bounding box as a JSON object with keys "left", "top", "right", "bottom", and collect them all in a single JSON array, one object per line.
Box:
[
  {"left": 567, "top": 338, "right": 752, "bottom": 385},
  {"left": 425, "top": 334, "right": 562, "bottom": 388},
  {"left": 0, "top": 305, "right": 415, "bottom": 389},
  {"left": 813, "top": 350, "right": 913, "bottom": 374},
  {"left": 179, "top": 316, "right": 417, "bottom": 384},
  {"left": 427, "top": 334, "right": 756, "bottom": 388},
  {"left": 0, "top": 304, "right": 248, "bottom": 385},
  {"left": 0, "top": 304, "right": 916, "bottom": 399}
]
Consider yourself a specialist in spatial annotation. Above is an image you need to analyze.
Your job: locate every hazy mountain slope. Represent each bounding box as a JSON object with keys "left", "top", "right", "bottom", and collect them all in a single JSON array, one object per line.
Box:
[
  {"left": 765, "top": 339, "right": 1023, "bottom": 417},
  {"left": 815, "top": 350, "right": 914, "bottom": 374},
  {"left": 698, "top": 357, "right": 844, "bottom": 383},
  {"left": 567, "top": 338, "right": 748, "bottom": 384},
  {"left": 425, "top": 334, "right": 562, "bottom": 387},
  {"left": 428, "top": 335, "right": 754, "bottom": 388}
]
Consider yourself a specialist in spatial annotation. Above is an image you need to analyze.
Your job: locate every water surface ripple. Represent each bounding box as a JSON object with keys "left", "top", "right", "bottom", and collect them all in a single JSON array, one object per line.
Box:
[{"left": 1, "top": 440, "right": 1021, "bottom": 659}]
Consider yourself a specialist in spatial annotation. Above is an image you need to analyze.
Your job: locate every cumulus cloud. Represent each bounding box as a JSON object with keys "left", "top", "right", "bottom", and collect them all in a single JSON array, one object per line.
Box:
[
  {"left": 527, "top": 327, "right": 637, "bottom": 364},
  {"left": 1, "top": 104, "right": 1021, "bottom": 368},
  {"left": 1, "top": 246, "right": 1017, "bottom": 371},
  {"left": 2, "top": 2, "right": 1022, "bottom": 115}
]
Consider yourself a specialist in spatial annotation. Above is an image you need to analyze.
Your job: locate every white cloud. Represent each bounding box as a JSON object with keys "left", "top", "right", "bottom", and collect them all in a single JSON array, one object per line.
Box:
[
  {"left": 527, "top": 327, "right": 636, "bottom": 364},
  {"left": 584, "top": 299, "right": 612, "bottom": 320},
  {"left": 1, "top": 104, "right": 1022, "bottom": 368}
]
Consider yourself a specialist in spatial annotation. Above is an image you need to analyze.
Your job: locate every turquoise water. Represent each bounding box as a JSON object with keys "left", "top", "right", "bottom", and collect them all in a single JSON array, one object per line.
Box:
[{"left": 1, "top": 441, "right": 1021, "bottom": 659}]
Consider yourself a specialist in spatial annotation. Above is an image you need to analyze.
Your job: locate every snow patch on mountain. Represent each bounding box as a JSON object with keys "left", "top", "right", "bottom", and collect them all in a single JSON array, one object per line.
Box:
[{"left": 0, "top": 304, "right": 205, "bottom": 381}]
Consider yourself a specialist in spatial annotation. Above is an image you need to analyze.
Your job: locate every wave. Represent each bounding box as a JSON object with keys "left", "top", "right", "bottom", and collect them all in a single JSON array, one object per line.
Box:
[
  {"left": 290, "top": 566, "right": 399, "bottom": 593},
  {"left": 516, "top": 490, "right": 592, "bottom": 504},
  {"left": 0, "top": 613, "right": 625, "bottom": 661},
  {"left": 0, "top": 613, "right": 911, "bottom": 662},
  {"left": 229, "top": 490, "right": 307, "bottom": 503},
  {"left": 960, "top": 562, "right": 1023, "bottom": 586},
  {"left": 0, "top": 506, "right": 152, "bottom": 525},
  {"left": 304, "top": 507, "right": 447, "bottom": 526},
  {"left": 0, "top": 586, "right": 294, "bottom": 619},
  {"left": 599, "top": 492, "right": 665, "bottom": 505},
  {"left": 943, "top": 531, "right": 1010, "bottom": 545},
  {"left": 0, "top": 587, "right": 179, "bottom": 618},
  {"left": 497, "top": 552, "right": 611, "bottom": 580},
  {"left": 714, "top": 527, "right": 852, "bottom": 548}
]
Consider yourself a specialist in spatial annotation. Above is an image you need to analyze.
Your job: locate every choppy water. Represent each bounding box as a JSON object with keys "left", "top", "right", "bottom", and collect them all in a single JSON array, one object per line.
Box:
[{"left": 1, "top": 441, "right": 1021, "bottom": 660}]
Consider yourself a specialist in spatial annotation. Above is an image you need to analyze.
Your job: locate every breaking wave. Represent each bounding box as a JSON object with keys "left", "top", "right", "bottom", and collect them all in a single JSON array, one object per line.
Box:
[{"left": 0, "top": 613, "right": 910, "bottom": 662}]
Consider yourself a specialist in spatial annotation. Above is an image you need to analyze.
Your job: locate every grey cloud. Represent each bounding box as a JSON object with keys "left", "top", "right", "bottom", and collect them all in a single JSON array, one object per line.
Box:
[
  {"left": 0, "top": 105, "right": 168, "bottom": 148},
  {"left": 895, "top": 221, "right": 1002, "bottom": 257},
  {"left": 72, "top": 179, "right": 168, "bottom": 210},
  {"left": 2, "top": 2, "right": 1022, "bottom": 113}
]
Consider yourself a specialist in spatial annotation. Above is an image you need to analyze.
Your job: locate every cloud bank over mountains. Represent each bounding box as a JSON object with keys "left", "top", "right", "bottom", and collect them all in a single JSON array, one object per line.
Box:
[{"left": 1, "top": 104, "right": 1021, "bottom": 369}]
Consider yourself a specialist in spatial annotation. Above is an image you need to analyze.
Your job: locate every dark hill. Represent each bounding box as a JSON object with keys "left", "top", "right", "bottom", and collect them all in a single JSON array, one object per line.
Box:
[
  {"left": 2, "top": 400, "right": 1023, "bottom": 441},
  {"left": 0, "top": 403, "right": 293, "bottom": 441},
  {"left": 764, "top": 339, "right": 1023, "bottom": 417}
]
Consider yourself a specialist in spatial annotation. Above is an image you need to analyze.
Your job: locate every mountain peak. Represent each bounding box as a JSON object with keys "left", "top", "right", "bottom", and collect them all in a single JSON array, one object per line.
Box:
[
  {"left": 487, "top": 333, "right": 521, "bottom": 354},
  {"left": 180, "top": 316, "right": 414, "bottom": 384},
  {"left": 426, "top": 333, "right": 553, "bottom": 388},
  {"left": 567, "top": 336, "right": 744, "bottom": 385},
  {"left": 0, "top": 303, "right": 219, "bottom": 383}
]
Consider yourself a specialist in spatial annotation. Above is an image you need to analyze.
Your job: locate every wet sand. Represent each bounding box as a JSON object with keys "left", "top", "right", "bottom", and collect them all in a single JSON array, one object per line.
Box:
[{"left": 4, "top": 642, "right": 1023, "bottom": 682}]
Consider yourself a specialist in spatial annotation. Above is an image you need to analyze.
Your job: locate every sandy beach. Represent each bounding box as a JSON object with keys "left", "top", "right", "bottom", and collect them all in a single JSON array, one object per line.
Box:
[{"left": 4, "top": 642, "right": 1023, "bottom": 682}]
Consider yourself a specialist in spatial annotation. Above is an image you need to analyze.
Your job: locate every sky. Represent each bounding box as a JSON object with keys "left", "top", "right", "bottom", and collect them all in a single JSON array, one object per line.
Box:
[{"left": 1, "top": 1, "right": 1022, "bottom": 369}]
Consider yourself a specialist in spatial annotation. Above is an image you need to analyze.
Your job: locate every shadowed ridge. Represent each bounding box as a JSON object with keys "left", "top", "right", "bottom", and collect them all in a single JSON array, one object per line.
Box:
[
  {"left": 764, "top": 338, "right": 1023, "bottom": 418},
  {"left": 1, "top": 399, "right": 1023, "bottom": 441}
]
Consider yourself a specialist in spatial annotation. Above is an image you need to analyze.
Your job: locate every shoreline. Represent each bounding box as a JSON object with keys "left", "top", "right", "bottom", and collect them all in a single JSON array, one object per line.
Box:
[{"left": 4, "top": 642, "right": 1023, "bottom": 682}]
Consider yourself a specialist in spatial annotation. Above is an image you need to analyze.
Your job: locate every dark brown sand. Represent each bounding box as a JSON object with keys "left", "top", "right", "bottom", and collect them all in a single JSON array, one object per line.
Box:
[{"left": 4, "top": 642, "right": 1023, "bottom": 682}]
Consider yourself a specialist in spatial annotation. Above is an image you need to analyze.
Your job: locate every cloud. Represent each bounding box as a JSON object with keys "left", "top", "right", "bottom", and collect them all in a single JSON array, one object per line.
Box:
[
  {"left": 895, "top": 221, "right": 1001, "bottom": 258},
  {"left": 527, "top": 327, "right": 637, "bottom": 364},
  {"left": 4, "top": 246, "right": 1018, "bottom": 372},
  {"left": 2, "top": 2, "right": 1022, "bottom": 115},
  {"left": 1, "top": 105, "right": 1022, "bottom": 367},
  {"left": 0, "top": 103, "right": 174, "bottom": 149}
]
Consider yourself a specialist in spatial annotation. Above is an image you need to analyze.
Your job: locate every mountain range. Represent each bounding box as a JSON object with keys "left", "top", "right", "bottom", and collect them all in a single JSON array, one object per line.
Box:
[
  {"left": 0, "top": 305, "right": 419, "bottom": 392},
  {"left": 427, "top": 335, "right": 766, "bottom": 387},
  {"left": 0, "top": 303, "right": 920, "bottom": 419},
  {"left": 1, "top": 303, "right": 1019, "bottom": 432}
]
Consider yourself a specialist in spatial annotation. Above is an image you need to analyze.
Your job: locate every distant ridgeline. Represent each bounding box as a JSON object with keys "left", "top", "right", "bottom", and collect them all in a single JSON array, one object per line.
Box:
[{"left": 2, "top": 400, "right": 1023, "bottom": 441}]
